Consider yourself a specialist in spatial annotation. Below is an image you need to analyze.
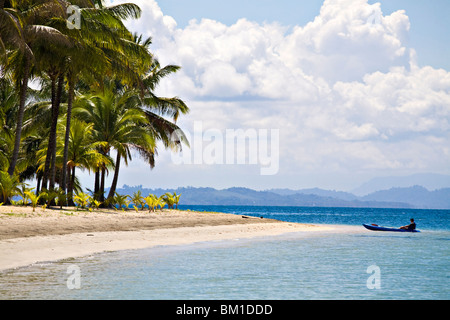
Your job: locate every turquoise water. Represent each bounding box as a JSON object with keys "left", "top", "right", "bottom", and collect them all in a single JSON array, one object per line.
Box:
[
  {"left": 180, "top": 205, "right": 450, "bottom": 231},
  {"left": 0, "top": 206, "right": 449, "bottom": 300}
]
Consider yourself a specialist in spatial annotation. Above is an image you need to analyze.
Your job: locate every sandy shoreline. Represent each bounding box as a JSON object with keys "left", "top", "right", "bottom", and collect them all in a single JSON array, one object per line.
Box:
[{"left": 0, "top": 206, "right": 333, "bottom": 271}]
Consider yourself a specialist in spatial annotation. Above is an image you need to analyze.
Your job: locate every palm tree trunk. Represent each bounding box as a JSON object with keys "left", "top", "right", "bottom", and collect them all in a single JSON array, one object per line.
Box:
[
  {"left": 67, "top": 166, "right": 75, "bottom": 206},
  {"left": 99, "top": 149, "right": 109, "bottom": 205},
  {"left": 49, "top": 74, "right": 64, "bottom": 191},
  {"left": 107, "top": 152, "right": 121, "bottom": 202},
  {"left": 41, "top": 71, "right": 58, "bottom": 190},
  {"left": 8, "top": 56, "right": 30, "bottom": 176},
  {"left": 94, "top": 168, "right": 100, "bottom": 200},
  {"left": 60, "top": 74, "right": 75, "bottom": 194},
  {"left": 100, "top": 167, "right": 106, "bottom": 203},
  {"left": 36, "top": 175, "right": 41, "bottom": 195}
]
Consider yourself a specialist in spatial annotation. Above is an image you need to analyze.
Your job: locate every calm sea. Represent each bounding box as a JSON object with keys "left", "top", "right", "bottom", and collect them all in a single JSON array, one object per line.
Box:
[{"left": 0, "top": 206, "right": 449, "bottom": 300}]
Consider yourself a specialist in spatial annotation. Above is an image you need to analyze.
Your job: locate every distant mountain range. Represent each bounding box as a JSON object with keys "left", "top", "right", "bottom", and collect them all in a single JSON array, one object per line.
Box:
[
  {"left": 114, "top": 184, "right": 450, "bottom": 209},
  {"left": 350, "top": 173, "right": 450, "bottom": 196}
]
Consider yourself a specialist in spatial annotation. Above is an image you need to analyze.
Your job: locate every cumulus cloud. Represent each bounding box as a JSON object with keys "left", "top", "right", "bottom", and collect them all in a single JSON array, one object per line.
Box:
[{"left": 112, "top": 0, "right": 450, "bottom": 186}]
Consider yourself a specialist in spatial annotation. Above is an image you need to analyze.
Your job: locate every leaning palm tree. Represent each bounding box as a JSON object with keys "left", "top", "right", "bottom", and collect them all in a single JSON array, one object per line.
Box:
[{"left": 138, "top": 57, "right": 190, "bottom": 153}]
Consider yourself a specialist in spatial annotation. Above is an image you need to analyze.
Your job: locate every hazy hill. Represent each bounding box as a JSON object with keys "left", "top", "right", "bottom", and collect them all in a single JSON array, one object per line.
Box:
[
  {"left": 351, "top": 173, "right": 450, "bottom": 196},
  {"left": 361, "top": 186, "right": 450, "bottom": 209},
  {"left": 113, "top": 183, "right": 450, "bottom": 209},
  {"left": 114, "top": 185, "right": 430, "bottom": 209}
]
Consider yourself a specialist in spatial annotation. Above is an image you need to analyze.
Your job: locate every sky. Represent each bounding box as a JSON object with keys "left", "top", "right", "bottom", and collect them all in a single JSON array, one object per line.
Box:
[{"left": 88, "top": 0, "right": 450, "bottom": 192}]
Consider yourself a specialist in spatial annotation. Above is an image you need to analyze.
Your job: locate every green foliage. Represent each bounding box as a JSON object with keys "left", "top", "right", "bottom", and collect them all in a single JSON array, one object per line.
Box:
[
  {"left": 25, "top": 191, "right": 42, "bottom": 212},
  {"left": 16, "top": 184, "right": 34, "bottom": 206},
  {"left": 0, "top": 171, "right": 22, "bottom": 204},
  {"left": 39, "top": 189, "right": 59, "bottom": 207},
  {"left": 113, "top": 193, "right": 129, "bottom": 211},
  {"left": 143, "top": 194, "right": 165, "bottom": 212},
  {"left": 0, "top": 1, "right": 189, "bottom": 204},
  {"left": 90, "top": 199, "right": 102, "bottom": 210},
  {"left": 173, "top": 192, "right": 181, "bottom": 209},
  {"left": 143, "top": 194, "right": 156, "bottom": 212},
  {"left": 74, "top": 192, "right": 92, "bottom": 210},
  {"left": 163, "top": 192, "right": 175, "bottom": 209},
  {"left": 131, "top": 190, "right": 145, "bottom": 210}
]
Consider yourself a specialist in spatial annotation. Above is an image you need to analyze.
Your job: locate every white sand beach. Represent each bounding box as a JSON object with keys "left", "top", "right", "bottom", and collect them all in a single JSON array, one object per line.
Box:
[{"left": 0, "top": 206, "right": 333, "bottom": 271}]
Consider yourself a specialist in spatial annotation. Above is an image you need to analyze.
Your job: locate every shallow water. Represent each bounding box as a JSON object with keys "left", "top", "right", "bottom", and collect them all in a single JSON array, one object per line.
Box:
[{"left": 1, "top": 224, "right": 448, "bottom": 300}]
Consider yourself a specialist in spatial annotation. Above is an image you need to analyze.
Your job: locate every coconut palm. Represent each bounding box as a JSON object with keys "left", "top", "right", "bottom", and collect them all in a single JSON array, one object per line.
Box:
[
  {"left": 73, "top": 191, "right": 91, "bottom": 210},
  {"left": 25, "top": 191, "right": 41, "bottom": 212},
  {"left": 143, "top": 194, "right": 156, "bottom": 212},
  {"left": 59, "top": 1, "right": 150, "bottom": 196},
  {"left": 0, "top": 0, "right": 23, "bottom": 61},
  {"left": 73, "top": 80, "right": 155, "bottom": 204},
  {"left": 4, "top": 0, "right": 72, "bottom": 177},
  {"left": 57, "top": 118, "right": 113, "bottom": 205},
  {"left": 0, "top": 170, "right": 21, "bottom": 204},
  {"left": 131, "top": 190, "right": 145, "bottom": 210},
  {"left": 139, "top": 58, "right": 190, "bottom": 154},
  {"left": 163, "top": 192, "right": 175, "bottom": 209},
  {"left": 16, "top": 184, "right": 33, "bottom": 206},
  {"left": 113, "top": 192, "right": 129, "bottom": 211},
  {"left": 173, "top": 192, "right": 181, "bottom": 209},
  {"left": 0, "top": 77, "right": 19, "bottom": 170},
  {"left": 143, "top": 194, "right": 165, "bottom": 212},
  {"left": 1, "top": 1, "right": 189, "bottom": 206}
]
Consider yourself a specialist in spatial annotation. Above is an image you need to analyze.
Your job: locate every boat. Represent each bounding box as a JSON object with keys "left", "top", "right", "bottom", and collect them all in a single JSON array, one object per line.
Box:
[{"left": 363, "top": 224, "right": 420, "bottom": 233}]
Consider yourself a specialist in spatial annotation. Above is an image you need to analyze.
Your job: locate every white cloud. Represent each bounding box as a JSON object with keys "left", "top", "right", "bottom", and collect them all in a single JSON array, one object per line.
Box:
[{"left": 111, "top": 0, "right": 450, "bottom": 188}]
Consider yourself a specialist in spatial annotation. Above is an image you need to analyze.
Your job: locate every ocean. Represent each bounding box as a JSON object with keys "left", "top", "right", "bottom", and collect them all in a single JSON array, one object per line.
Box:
[{"left": 0, "top": 206, "right": 448, "bottom": 300}]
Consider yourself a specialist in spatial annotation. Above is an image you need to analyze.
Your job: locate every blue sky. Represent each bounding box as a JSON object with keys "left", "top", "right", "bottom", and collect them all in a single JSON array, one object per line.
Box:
[{"left": 96, "top": 0, "right": 450, "bottom": 192}]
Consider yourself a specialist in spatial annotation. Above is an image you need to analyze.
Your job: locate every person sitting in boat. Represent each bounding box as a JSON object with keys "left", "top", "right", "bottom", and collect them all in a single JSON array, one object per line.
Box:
[{"left": 400, "top": 218, "right": 416, "bottom": 230}]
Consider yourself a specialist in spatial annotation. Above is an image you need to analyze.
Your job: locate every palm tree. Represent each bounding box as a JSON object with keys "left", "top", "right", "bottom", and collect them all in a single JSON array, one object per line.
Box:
[
  {"left": 173, "top": 192, "right": 181, "bottom": 209},
  {"left": 4, "top": 0, "right": 147, "bottom": 188},
  {"left": 0, "top": 170, "right": 21, "bottom": 204},
  {"left": 163, "top": 192, "right": 175, "bottom": 209},
  {"left": 113, "top": 192, "right": 129, "bottom": 211},
  {"left": 0, "top": 0, "right": 23, "bottom": 61},
  {"left": 59, "top": 0, "right": 149, "bottom": 196},
  {"left": 143, "top": 194, "right": 155, "bottom": 212},
  {"left": 25, "top": 190, "right": 42, "bottom": 212},
  {"left": 57, "top": 118, "right": 113, "bottom": 205},
  {"left": 130, "top": 45, "right": 190, "bottom": 152},
  {"left": 73, "top": 191, "right": 91, "bottom": 210},
  {"left": 2, "top": 1, "right": 189, "bottom": 205},
  {"left": 4, "top": 0, "right": 72, "bottom": 177},
  {"left": 16, "top": 184, "right": 33, "bottom": 206},
  {"left": 155, "top": 195, "right": 166, "bottom": 211},
  {"left": 143, "top": 194, "right": 165, "bottom": 212},
  {"left": 131, "top": 190, "right": 145, "bottom": 210},
  {"left": 74, "top": 82, "right": 139, "bottom": 202},
  {"left": 0, "top": 76, "right": 19, "bottom": 170}
]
